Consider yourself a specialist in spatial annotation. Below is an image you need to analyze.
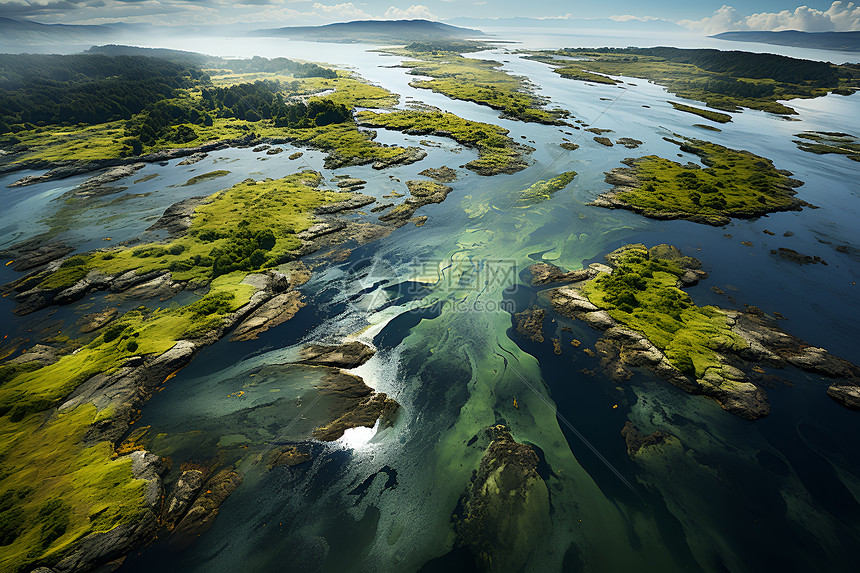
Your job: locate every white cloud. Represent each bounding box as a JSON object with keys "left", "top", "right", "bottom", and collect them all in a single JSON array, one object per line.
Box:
[
  {"left": 383, "top": 4, "right": 437, "bottom": 20},
  {"left": 311, "top": 2, "right": 371, "bottom": 19},
  {"left": 680, "top": 2, "right": 860, "bottom": 34}
]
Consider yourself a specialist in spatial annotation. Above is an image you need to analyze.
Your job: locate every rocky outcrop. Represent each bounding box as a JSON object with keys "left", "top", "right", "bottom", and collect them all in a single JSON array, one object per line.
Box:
[
  {"left": 334, "top": 177, "right": 367, "bottom": 191},
  {"left": 267, "top": 445, "right": 312, "bottom": 469},
  {"left": 298, "top": 341, "right": 375, "bottom": 368},
  {"left": 0, "top": 239, "right": 74, "bottom": 272},
  {"left": 8, "top": 344, "right": 61, "bottom": 366},
  {"left": 177, "top": 152, "right": 208, "bottom": 166},
  {"left": 419, "top": 166, "right": 458, "bottom": 182},
  {"left": 526, "top": 262, "right": 593, "bottom": 286},
  {"left": 454, "top": 425, "right": 551, "bottom": 572},
  {"left": 378, "top": 180, "right": 453, "bottom": 227},
  {"left": 514, "top": 308, "right": 545, "bottom": 342},
  {"left": 231, "top": 290, "right": 306, "bottom": 342},
  {"left": 170, "top": 468, "right": 243, "bottom": 548},
  {"left": 163, "top": 469, "right": 206, "bottom": 528},
  {"left": 542, "top": 244, "right": 860, "bottom": 418},
  {"left": 146, "top": 197, "right": 207, "bottom": 238},
  {"left": 70, "top": 163, "right": 146, "bottom": 199},
  {"left": 313, "top": 194, "right": 375, "bottom": 215},
  {"left": 311, "top": 370, "right": 398, "bottom": 442},
  {"left": 770, "top": 247, "right": 827, "bottom": 265},
  {"left": 77, "top": 308, "right": 118, "bottom": 333}
]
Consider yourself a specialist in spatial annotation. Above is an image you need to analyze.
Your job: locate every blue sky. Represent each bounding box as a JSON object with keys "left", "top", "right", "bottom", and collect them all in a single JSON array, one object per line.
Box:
[{"left": 1, "top": 1, "right": 858, "bottom": 33}]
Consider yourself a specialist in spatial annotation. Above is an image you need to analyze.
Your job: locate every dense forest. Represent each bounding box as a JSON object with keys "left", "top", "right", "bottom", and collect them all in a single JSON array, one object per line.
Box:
[
  {"left": 0, "top": 54, "right": 201, "bottom": 132},
  {"left": 125, "top": 81, "right": 351, "bottom": 149},
  {"left": 0, "top": 51, "right": 338, "bottom": 135},
  {"left": 86, "top": 45, "right": 337, "bottom": 78}
]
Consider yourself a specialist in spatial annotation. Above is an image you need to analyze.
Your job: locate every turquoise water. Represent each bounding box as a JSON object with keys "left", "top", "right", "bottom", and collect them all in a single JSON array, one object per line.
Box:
[{"left": 3, "top": 33, "right": 859, "bottom": 572}]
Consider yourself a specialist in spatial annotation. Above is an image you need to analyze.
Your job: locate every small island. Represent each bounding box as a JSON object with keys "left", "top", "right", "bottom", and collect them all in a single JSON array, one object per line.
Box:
[
  {"left": 530, "top": 244, "right": 860, "bottom": 419},
  {"left": 590, "top": 136, "right": 807, "bottom": 226}
]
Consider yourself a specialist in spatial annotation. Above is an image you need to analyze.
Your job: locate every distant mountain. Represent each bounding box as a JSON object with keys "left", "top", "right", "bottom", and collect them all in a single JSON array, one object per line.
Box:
[
  {"left": 712, "top": 31, "right": 860, "bottom": 53},
  {"left": 251, "top": 19, "right": 485, "bottom": 44},
  {"left": 0, "top": 16, "right": 118, "bottom": 44},
  {"left": 448, "top": 16, "right": 686, "bottom": 33}
]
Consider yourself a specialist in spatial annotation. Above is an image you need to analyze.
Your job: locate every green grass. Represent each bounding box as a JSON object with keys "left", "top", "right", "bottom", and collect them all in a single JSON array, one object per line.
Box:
[
  {"left": 357, "top": 109, "right": 529, "bottom": 175},
  {"left": 600, "top": 136, "right": 804, "bottom": 224},
  {"left": 669, "top": 102, "right": 732, "bottom": 123},
  {"left": 518, "top": 171, "right": 577, "bottom": 204},
  {"left": 582, "top": 244, "right": 746, "bottom": 379},
  {"left": 0, "top": 405, "right": 147, "bottom": 572},
  {"left": 386, "top": 46, "right": 569, "bottom": 125}
]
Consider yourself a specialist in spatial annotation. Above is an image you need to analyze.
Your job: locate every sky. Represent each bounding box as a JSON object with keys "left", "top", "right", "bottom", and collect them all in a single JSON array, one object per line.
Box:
[{"left": 1, "top": 0, "right": 859, "bottom": 34}]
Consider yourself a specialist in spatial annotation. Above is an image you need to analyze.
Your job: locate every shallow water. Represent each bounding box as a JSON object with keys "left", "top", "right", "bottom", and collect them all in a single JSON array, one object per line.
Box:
[{"left": 3, "top": 30, "right": 860, "bottom": 573}]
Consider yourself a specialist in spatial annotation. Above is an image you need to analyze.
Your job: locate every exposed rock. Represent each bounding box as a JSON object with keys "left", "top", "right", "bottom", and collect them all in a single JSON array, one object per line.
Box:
[
  {"left": 297, "top": 220, "right": 347, "bottom": 241},
  {"left": 616, "top": 138, "right": 643, "bottom": 149},
  {"left": 621, "top": 421, "right": 674, "bottom": 456},
  {"left": 289, "top": 152, "right": 303, "bottom": 160},
  {"left": 171, "top": 468, "right": 243, "bottom": 547},
  {"left": 454, "top": 425, "right": 550, "bottom": 572},
  {"left": 253, "top": 144, "right": 271, "bottom": 152},
  {"left": 827, "top": 383, "right": 860, "bottom": 409},
  {"left": 8, "top": 344, "right": 60, "bottom": 366},
  {"left": 335, "top": 177, "right": 367, "bottom": 191},
  {"left": 106, "top": 272, "right": 182, "bottom": 303},
  {"left": 177, "top": 153, "right": 208, "bottom": 165},
  {"left": 298, "top": 341, "right": 375, "bottom": 368},
  {"left": 70, "top": 163, "right": 145, "bottom": 199},
  {"left": 163, "top": 469, "right": 206, "bottom": 528},
  {"left": 314, "top": 194, "right": 375, "bottom": 215},
  {"left": 146, "top": 197, "right": 207, "bottom": 238},
  {"left": 770, "top": 247, "right": 827, "bottom": 265},
  {"left": 526, "top": 262, "right": 593, "bottom": 286},
  {"left": 266, "top": 147, "right": 284, "bottom": 156},
  {"left": 54, "top": 269, "right": 114, "bottom": 305},
  {"left": 514, "top": 307, "right": 545, "bottom": 342},
  {"left": 77, "top": 308, "right": 118, "bottom": 333},
  {"left": 267, "top": 445, "right": 312, "bottom": 469},
  {"left": 311, "top": 370, "right": 398, "bottom": 441},
  {"left": 231, "top": 291, "right": 305, "bottom": 342},
  {"left": 0, "top": 239, "right": 74, "bottom": 272},
  {"left": 419, "top": 166, "right": 458, "bottom": 183}
]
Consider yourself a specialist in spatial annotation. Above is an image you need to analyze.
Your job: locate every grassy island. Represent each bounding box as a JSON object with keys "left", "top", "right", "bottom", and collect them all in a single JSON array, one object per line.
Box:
[
  {"left": 386, "top": 41, "right": 569, "bottom": 125},
  {"left": 527, "top": 47, "right": 860, "bottom": 115},
  {"left": 357, "top": 109, "right": 531, "bottom": 175},
  {"left": 591, "top": 136, "right": 807, "bottom": 225},
  {"left": 793, "top": 131, "right": 860, "bottom": 161},
  {"left": 669, "top": 102, "right": 732, "bottom": 123},
  {"left": 581, "top": 245, "right": 745, "bottom": 379},
  {"left": 518, "top": 171, "right": 577, "bottom": 205}
]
